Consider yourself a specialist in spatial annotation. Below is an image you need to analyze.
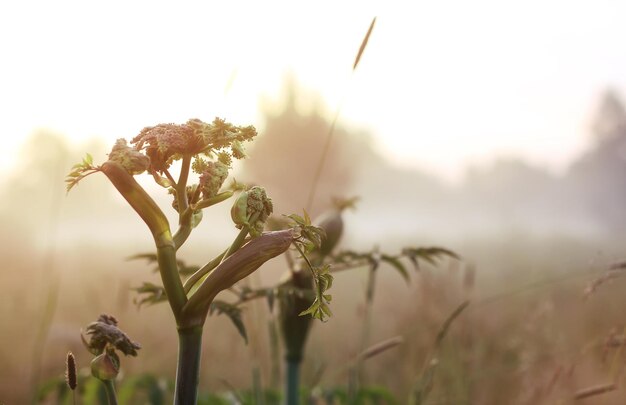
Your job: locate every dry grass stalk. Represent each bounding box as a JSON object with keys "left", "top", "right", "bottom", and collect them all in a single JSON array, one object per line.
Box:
[
  {"left": 573, "top": 383, "right": 616, "bottom": 400},
  {"left": 583, "top": 261, "right": 626, "bottom": 299},
  {"left": 353, "top": 17, "right": 377, "bottom": 70},
  {"left": 358, "top": 336, "right": 404, "bottom": 361}
]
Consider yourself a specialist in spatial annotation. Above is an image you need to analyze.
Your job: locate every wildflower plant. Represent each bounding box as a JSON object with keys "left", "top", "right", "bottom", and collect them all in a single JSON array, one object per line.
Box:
[{"left": 66, "top": 117, "right": 329, "bottom": 404}]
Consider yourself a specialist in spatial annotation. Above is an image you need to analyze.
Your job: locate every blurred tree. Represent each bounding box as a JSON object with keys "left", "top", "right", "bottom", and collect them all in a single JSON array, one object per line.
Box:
[
  {"left": 240, "top": 80, "right": 374, "bottom": 216},
  {"left": 566, "top": 89, "right": 626, "bottom": 234},
  {"left": 0, "top": 131, "right": 112, "bottom": 247}
]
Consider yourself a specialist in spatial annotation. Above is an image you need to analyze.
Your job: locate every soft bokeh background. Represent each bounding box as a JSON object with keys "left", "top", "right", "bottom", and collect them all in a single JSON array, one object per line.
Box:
[{"left": 3, "top": 1, "right": 626, "bottom": 403}]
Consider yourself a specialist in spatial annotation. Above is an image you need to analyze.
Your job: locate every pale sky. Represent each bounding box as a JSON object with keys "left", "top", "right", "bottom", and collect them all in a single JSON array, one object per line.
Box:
[{"left": 1, "top": 0, "right": 626, "bottom": 182}]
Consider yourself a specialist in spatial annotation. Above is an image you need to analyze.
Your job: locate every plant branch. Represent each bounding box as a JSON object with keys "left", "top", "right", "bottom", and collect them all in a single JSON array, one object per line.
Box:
[
  {"left": 184, "top": 249, "right": 228, "bottom": 294},
  {"left": 175, "top": 154, "right": 192, "bottom": 214},
  {"left": 100, "top": 161, "right": 187, "bottom": 322}
]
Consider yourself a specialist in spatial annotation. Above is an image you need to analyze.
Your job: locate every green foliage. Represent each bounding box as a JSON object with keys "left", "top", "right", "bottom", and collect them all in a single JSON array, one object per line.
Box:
[
  {"left": 287, "top": 210, "right": 326, "bottom": 253},
  {"left": 117, "top": 374, "right": 168, "bottom": 405},
  {"left": 298, "top": 264, "right": 333, "bottom": 321},
  {"left": 401, "top": 247, "right": 459, "bottom": 271},
  {"left": 36, "top": 374, "right": 111, "bottom": 405},
  {"left": 127, "top": 253, "right": 199, "bottom": 276},
  {"left": 132, "top": 282, "right": 167, "bottom": 307},
  {"left": 315, "top": 386, "right": 397, "bottom": 405},
  {"left": 209, "top": 300, "right": 248, "bottom": 344},
  {"left": 331, "top": 246, "right": 459, "bottom": 282},
  {"left": 65, "top": 153, "right": 98, "bottom": 192}
]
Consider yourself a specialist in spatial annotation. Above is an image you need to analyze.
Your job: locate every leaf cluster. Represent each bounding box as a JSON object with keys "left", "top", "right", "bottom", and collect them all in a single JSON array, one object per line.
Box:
[
  {"left": 330, "top": 246, "right": 460, "bottom": 282},
  {"left": 287, "top": 210, "right": 326, "bottom": 253},
  {"left": 65, "top": 153, "right": 98, "bottom": 192}
]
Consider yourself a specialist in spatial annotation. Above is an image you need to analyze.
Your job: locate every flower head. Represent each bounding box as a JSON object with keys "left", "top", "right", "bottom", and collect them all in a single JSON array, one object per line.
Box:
[
  {"left": 131, "top": 118, "right": 257, "bottom": 172},
  {"left": 82, "top": 314, "right": 141, "bottom": 357}
]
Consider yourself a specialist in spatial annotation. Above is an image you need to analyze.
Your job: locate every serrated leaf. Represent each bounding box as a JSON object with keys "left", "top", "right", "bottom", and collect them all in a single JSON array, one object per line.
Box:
[
  {"left": 210, "top": 300, "right": 248, "bottom": 344},
  {"left": 131, "top": 282, "right": 167, "bottom": 308},
  {"left": 402, "top": 247, "right": 459, "bottom": 270},
  {"left": 287, "top": 213, "right": 305, "bottom": 225},
  {"left": 127, "top": 253, "right": 158, "bottom": 262},
  {"left": 381, "top": 254, "right": 409, "bottom": 283}
]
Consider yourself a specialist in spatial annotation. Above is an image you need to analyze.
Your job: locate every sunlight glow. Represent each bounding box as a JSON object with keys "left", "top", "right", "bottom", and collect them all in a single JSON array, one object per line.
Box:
[{"left": 1, "top": 0, "right": 625, "bottom": 181}]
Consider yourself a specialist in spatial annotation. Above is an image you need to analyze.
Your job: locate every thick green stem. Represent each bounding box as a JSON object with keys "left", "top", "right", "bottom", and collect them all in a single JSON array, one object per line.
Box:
[
  {"left": 103, "top": 380, "right": 118, "bottom": 405},
  {"left": 174, "top": 326, "right": 203, "bottom": 405},
  {"left": 285, "top": 359, "right": 300, "bottom": 405},
  {"left": 101, "top": 161, "right": 187, "bottom": 321},
  {"left": 157, "top": 243, "right": 187, "bottom": 322},
  {"left": 221, "top": 224, "right": 252, "bottom": 263}
]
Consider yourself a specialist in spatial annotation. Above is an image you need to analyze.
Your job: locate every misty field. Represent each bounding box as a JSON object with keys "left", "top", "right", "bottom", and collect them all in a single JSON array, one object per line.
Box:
[
  {"left": 3, "top": 228, "right": 626, "bottom": 404},
  {"left": 3, "top": 84, "right": 626, "bottom": 404},
  {"left": 5, "top": 21, "right": 626, "bottom": 403}
]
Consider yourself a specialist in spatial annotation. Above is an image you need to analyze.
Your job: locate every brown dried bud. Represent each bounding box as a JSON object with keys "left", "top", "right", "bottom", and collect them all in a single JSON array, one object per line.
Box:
[{"left": 83, "top": 314, "right": 141, "bottom": 357}]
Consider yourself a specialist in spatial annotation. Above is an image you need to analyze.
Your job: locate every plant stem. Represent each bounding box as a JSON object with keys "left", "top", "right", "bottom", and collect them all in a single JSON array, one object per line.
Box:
[
  {"left": 252, "top": 365, "right": 265, "bottom": 405},
  {"left": 268, "top": 316, "right": 281, "bottom": 391},
  {"left": 285, "top": 359, "right": 300, "bottom": 405},
  {"left": 174, "top": 326, "right": 203, "bottom": 405},
  {"left": 351, "top": 261, "right": 378, "bottom": 397},
  {"left": 103, "top": 380, "right": 118, "bottom": 405}
]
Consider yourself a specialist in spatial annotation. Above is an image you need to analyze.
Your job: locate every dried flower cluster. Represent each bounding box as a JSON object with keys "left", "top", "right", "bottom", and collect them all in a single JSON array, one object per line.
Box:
[{"left": 83, "top": 314, "right": 141, "bottom": 357}]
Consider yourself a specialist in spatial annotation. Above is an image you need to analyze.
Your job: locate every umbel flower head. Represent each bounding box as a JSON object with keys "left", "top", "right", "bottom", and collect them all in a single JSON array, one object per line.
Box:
[{"left": 131, "top": 117, "right": 257, "bottom": 172}]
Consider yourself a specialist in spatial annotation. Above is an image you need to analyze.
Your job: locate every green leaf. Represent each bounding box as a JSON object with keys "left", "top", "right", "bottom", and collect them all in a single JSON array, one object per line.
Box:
[
  {"left": 303, "top": 209, "right": 311, "bottom": 225},
  {"left": 381, "top": 254, "right": 409, "bottom": 283},
  {"left": 299, "top": 264, "right": 333, "bottom": 321},
  {"left": 131, "top": 282, "right": 167, "bottom": 308},
  {"left": 402, "top": 247, "right": 460, "bottom": 271},
  {"left": 210, "top": 300, "right": 248, "bottom": 344},
  {"left": 65, "top": 153, "right": 98, "bottom": 193}
]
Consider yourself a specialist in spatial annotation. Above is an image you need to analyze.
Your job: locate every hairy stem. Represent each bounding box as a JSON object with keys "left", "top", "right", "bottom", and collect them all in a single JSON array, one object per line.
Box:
[{"left": 174, "top": 326, "right": 203, "bottom": 405}]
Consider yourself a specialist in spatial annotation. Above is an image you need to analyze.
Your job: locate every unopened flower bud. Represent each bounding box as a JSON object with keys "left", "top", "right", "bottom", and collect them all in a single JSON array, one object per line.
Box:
[
  {"left": 230, "top": 186, "right": 273, "bottom": 237},
  {"left": 108, "top": 139, "right": 150, "bottom": 175},
  {"left": 91, "top": 352, "right": 119, "bottom": 381}
]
